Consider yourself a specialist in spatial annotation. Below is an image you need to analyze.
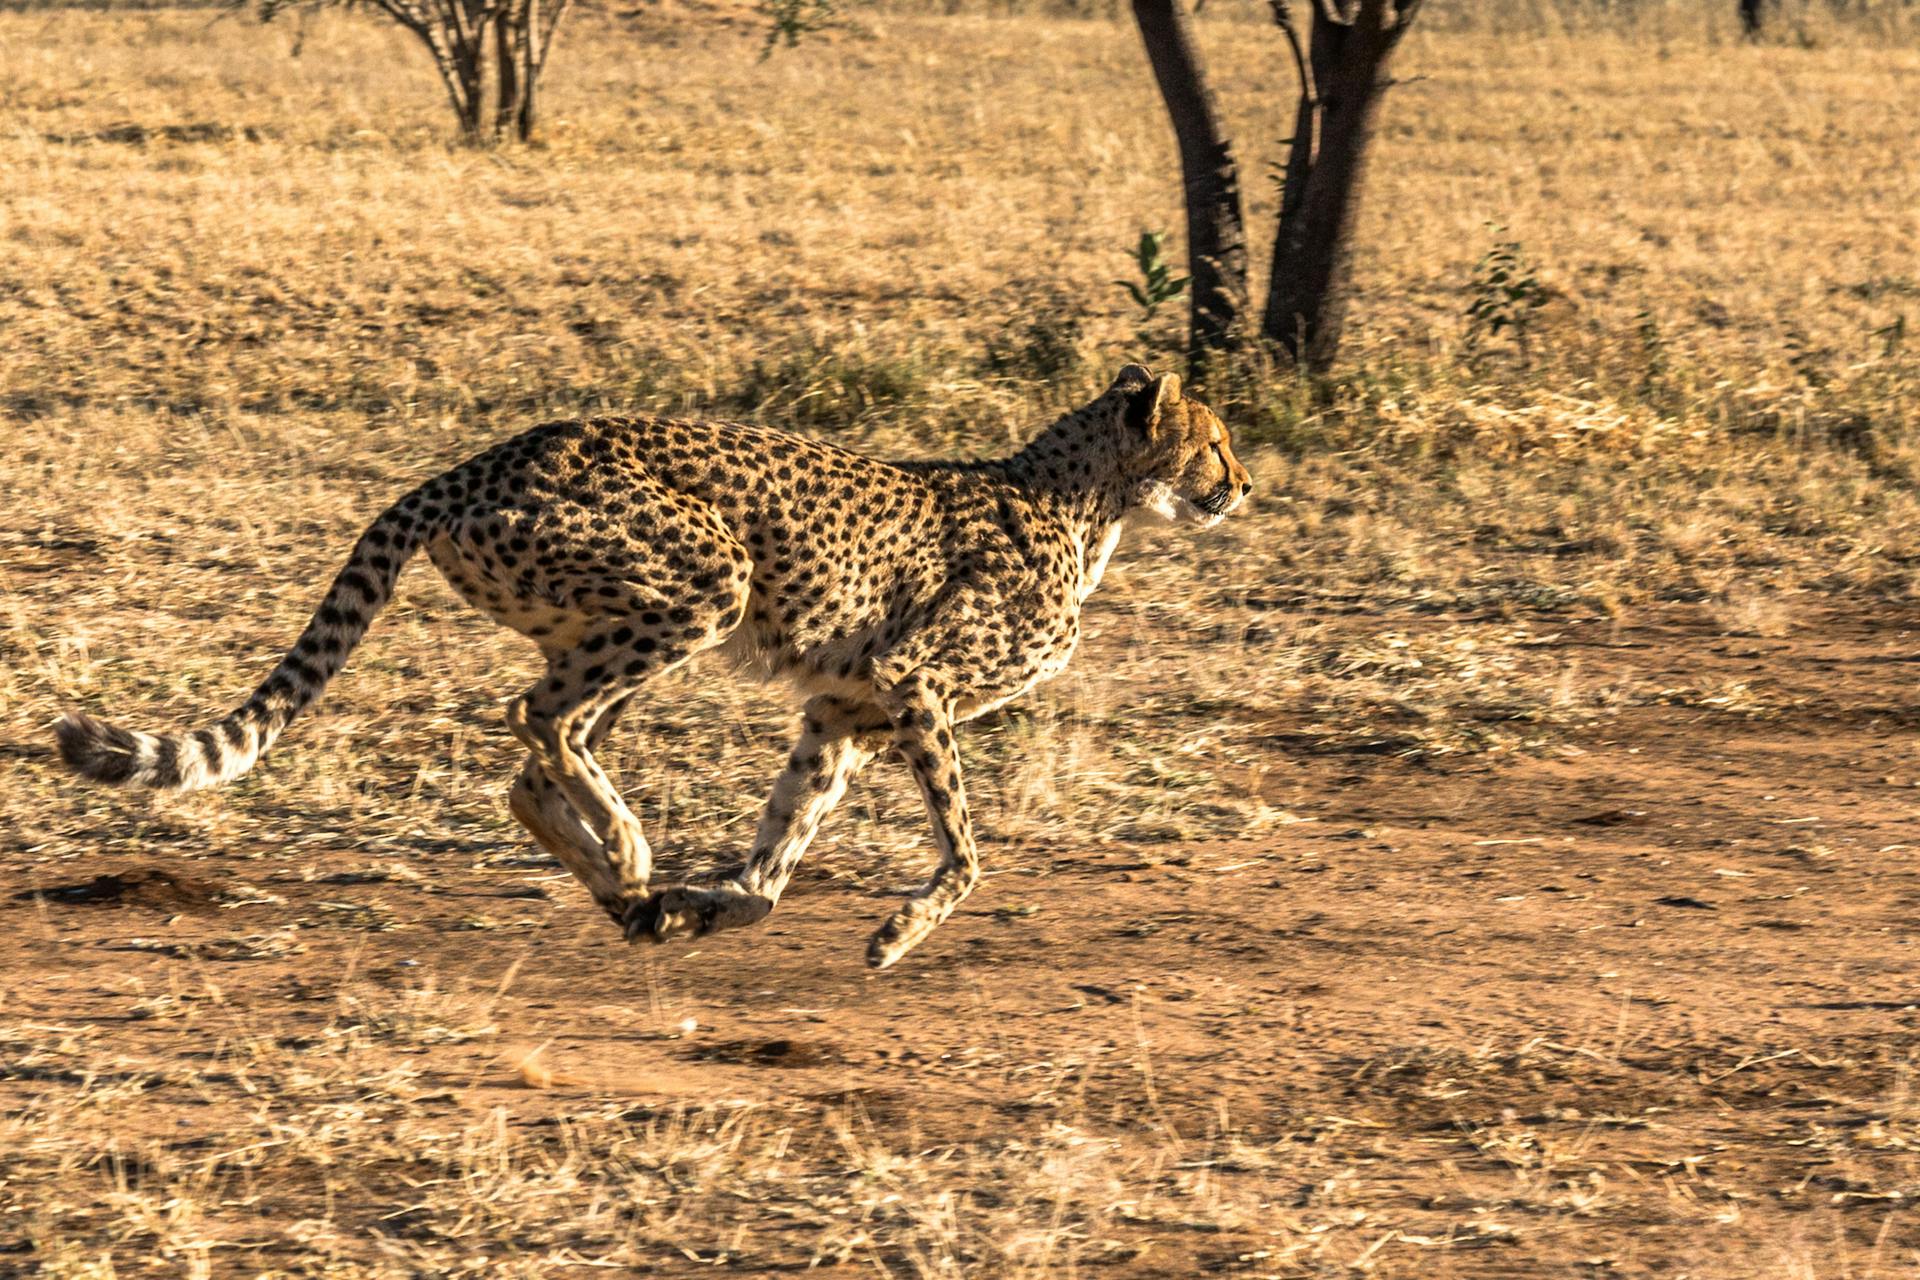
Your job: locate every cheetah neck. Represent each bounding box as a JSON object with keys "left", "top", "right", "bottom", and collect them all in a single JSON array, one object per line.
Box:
[{"left": 996, "top": 416, "right": 1134, "bottom": 545}]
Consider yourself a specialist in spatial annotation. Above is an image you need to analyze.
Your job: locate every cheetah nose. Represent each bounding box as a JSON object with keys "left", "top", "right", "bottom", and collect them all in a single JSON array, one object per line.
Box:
[{"left": 1239, "top": 482, "right": 1252, "bottom": 496}]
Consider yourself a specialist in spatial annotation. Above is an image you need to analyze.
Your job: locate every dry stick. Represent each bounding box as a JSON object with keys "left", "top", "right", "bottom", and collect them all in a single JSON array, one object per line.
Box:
[
  {"left": 1702, "top": 1048, "right": 1799, "bottom": 1084},
  {"left": 1609, "top": 987, "right": 1633, "bottom": 1060},
  {"left": 1128, "top": 991, "right": 1184, "bottom": 1147}
]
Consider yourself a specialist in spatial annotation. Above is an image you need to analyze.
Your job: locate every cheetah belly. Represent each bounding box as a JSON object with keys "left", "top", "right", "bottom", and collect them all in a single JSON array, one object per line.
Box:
[{"left": 712, "top": 624, "right": 886, "bottom": 706}]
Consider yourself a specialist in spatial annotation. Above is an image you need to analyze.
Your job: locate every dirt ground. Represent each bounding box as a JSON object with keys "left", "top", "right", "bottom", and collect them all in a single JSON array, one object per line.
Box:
[{"left": 10, "top": 601, "right": 1920, "bottom": 1278}]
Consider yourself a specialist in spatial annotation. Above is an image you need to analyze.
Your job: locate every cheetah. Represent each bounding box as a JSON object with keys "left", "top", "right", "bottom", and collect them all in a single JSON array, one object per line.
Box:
[{"left": 54, "top": 364, "right": 1252, "bottom": 968}]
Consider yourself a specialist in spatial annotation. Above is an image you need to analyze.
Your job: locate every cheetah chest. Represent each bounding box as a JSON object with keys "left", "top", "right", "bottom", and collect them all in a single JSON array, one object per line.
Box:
[
  {"left": 1030, "top": 520, "right": 1124, "bottom": 682},
  {"left": 1081, "top": 521, "right": 1124, "bottom": 601},
  {"left": 955, "top": 521, "right": 1123, "bottom": 721}
]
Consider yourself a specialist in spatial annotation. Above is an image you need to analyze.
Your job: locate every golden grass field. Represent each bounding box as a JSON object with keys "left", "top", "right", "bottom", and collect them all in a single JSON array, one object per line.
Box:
[{"left": 3, "top": 3, "right": 1920, "bottom": 1276}]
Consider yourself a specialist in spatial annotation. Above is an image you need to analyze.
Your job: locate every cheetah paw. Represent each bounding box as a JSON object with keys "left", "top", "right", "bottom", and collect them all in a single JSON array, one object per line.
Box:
[
  {"left": 866, "top": 904, "right": 940, "bottom": 970},
  {"left": 623, "top": 884, "right": 771, "bottom": 945}
]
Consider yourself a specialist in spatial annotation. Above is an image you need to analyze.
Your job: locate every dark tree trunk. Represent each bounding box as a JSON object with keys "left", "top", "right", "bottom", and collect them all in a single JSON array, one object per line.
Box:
[
  {"left": 495, "top": 6, "right": 522, "bottom": 140},
  {"left": 491, "top": 0, "right": 563, "bottom": 142},
  {"left": 1129, "top": 0, "right": 1248, "bottom": 380},
  {"left": 1739, "top": 0, "right": 1763, "bottom": 36},
  {"left": 516, "top": 0, "right": 539, "bottom": 142},
  {"left": 1261, "top": 0, "right": 1419, "bottom": 373},
  {"left": 455, "top": 43, "right": 487, "bottom": 143}
]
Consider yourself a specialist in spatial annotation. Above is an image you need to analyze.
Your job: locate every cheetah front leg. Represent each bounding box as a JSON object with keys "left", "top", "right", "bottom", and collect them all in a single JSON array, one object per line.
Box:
[
  {"left": 625, "top": 696, "right": 888, "bottom": 944},
  {"left": 866, "top": 669, "right": 979, "bottom": 970}
]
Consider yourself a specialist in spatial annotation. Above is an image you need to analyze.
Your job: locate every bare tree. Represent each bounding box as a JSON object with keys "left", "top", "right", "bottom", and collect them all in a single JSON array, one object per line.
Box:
[
  {"left": 1130, "top": 0, "right": 1248, "bottom": 376},
  {"left": 494, "top": 0, "right": 569, "bottom": 142},
  {"left": 252, "top": 0, "right": 571, "bottom": 144},
  {"left": 1264, "top": 0, "right": 1422, "bottom": 369},
  {"left": 1739, "top": 0, "right": 1764, "bottom": 36},
  {"left": 1129, "top": 0, "right": 1423, "bottom": 377}
]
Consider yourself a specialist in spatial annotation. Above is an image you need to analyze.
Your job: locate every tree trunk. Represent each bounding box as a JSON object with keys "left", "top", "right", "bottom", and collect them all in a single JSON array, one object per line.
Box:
[
  {"left": 1739, "top": 0, "right": 1763, "bottom": 36},
  {"left": 516, "top": 0, "right": 539, "bottom": 142},
  {"left": 1262, "top": 0, "right": 1416, "bottom": 373},
  {"left": 1129, "top": 0, "right": 1248, "bottom": 380},
  {"left": 405, "top": 23, "right": 484, "bottom": 145},
  {"left": 354, "top": 0, "right": 570, "bottom": 145},
  {"left": 456, "top": 42, "right": 487, "bottom": 142},
  {"left": 495, "top": 4, "right": 522, "bottom": 140}
]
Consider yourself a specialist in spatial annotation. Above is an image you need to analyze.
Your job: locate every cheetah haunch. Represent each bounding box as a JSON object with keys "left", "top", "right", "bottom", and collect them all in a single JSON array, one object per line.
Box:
[{"left": 55, "top": 365, "right": 1251, "bottom": 968}]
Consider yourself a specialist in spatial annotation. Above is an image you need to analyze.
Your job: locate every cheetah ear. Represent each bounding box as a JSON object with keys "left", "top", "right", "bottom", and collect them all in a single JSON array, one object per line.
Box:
[
  {"left": 1123, "top": 371, "right": 1182, "bottom": 439},
  {"left": 1110, "top": 363, "right": 1154, "bottom": 395}
]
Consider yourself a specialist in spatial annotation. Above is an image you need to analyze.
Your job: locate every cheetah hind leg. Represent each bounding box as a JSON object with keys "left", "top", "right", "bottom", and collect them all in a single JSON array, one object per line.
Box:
[
  {"left": 507, "top": 695, "right": 634, "bottom": 924},
  {"left": 626, "top": 697, "right": 888, "bottom": 945},
  {"left": 509, "top": 599, "right": 746, "bottom": 929}
]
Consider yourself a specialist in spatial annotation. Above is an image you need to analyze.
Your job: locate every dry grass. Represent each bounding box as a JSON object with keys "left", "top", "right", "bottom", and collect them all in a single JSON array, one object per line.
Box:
[
  {"left": 12, "top": 985, "right": 1920, "bottom": 1276},
  {"left": 4, "top": 3, "right": 1920, "bottom": 1276}
]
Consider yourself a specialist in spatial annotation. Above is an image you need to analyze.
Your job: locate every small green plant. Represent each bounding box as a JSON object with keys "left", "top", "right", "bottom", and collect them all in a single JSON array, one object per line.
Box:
[
  {"left": 760, "top": 0, "right": 839, "bottom": 58},
  {"left": 1463, "top": 228, "right": 1550, "bottom": 364},
  {"left": 1114, "top": 230, "right": 1189, "bottom": 351}
]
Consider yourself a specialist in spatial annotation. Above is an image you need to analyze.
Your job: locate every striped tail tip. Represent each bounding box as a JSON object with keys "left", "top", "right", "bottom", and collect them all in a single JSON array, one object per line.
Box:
[
  {"left": 54, "top": 711, "right": 155, "bottom": 786},
  {"left": 53, "top": 710, "right": 253, "bottom": 792}
]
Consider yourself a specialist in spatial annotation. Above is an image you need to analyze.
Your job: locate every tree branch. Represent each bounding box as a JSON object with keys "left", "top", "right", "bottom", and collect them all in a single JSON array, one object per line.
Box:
[
  {"left": 534, "top": 0, "right": 571, "bottom": 72},
  {"left": 1269, "top": 0, "right": 1315, "bottom": 110}
]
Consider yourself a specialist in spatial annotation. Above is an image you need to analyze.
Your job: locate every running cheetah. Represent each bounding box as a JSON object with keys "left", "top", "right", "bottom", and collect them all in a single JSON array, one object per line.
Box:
[{"left": 55, "top": 364, "right": 1252, "bottom": 968}]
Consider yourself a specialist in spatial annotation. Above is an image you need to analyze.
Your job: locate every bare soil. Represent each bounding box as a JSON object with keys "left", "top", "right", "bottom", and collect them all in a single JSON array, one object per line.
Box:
[{"left": 10, "top": 602, "right": 1920, "bottom": 1277}]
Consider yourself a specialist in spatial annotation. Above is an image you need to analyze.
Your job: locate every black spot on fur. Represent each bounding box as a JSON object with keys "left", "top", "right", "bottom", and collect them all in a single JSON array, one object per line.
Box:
[
  {"left": 337, "top": 570, "right": 377, "bottom": 602},
  {"left": 192, "top": 727, "right": 224, "bottom": 765}
]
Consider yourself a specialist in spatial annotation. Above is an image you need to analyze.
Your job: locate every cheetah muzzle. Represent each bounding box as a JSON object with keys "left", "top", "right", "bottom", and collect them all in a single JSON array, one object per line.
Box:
[{"left": 53, "top": 364, "right": 1253, "bottom": 970}]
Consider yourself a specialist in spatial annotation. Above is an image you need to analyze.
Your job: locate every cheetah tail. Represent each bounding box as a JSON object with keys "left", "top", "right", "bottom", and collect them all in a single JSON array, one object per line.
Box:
[{"left": 54, "top": 492, "right": 439, "bottom": 792}]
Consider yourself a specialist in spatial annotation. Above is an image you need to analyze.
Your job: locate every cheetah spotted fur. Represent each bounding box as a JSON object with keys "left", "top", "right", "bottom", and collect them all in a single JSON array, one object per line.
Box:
[{"left": 55, "top": 365, "right": 1252, "bottom": 968}]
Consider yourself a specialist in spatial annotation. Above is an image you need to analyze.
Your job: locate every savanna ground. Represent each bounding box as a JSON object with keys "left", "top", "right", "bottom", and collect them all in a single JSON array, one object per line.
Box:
[{"left": 3, "top": 2, "right": 1920, "bottom": 1275}]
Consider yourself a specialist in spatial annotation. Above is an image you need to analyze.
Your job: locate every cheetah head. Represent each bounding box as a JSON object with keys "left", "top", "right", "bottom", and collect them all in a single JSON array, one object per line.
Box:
[{"left": 1108, "top": 364, "right": 1252, "bottom": 528}]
